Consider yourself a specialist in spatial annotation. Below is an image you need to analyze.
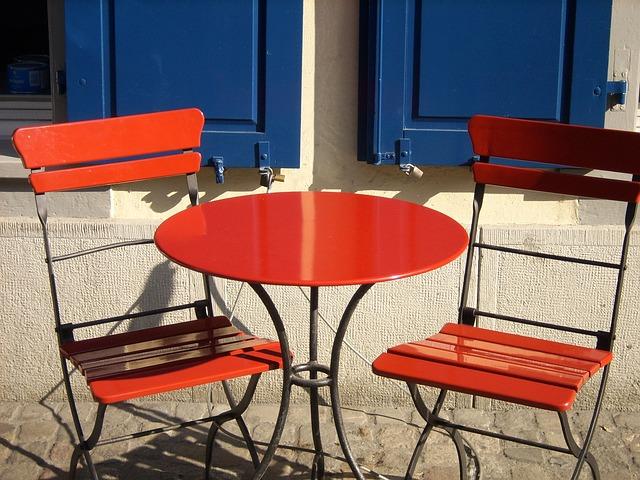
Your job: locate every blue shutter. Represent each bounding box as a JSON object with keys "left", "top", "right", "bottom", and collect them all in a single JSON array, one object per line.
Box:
[
  {"left": 358, "top": 0, "right": 613, "bottom": 166},
  {"left": 65, "top": 0, "right": 303, "bottom": 169}
]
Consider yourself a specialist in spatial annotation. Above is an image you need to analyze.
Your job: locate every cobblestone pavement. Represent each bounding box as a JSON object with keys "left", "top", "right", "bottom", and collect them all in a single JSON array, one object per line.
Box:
[{"left": 0, "top": 402, "right": 638, "bottom": 479}]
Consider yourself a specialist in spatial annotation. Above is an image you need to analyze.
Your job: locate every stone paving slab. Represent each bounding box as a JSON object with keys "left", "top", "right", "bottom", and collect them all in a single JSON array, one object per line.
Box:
[{"left": 0, "top": 402, "right": 638, "bottom": 479}]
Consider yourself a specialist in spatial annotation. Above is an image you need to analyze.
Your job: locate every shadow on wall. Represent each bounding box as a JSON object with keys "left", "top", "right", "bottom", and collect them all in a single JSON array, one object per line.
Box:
[
  {"left": 124, "top": 261, "right": 178, "bottom": 331},
  {"left": 35, "top": 261, "right": 177, "bottom": 439}
]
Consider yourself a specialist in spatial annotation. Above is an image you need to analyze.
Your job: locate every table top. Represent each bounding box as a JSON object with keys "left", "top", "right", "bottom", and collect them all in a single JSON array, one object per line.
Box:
[{"left": 154, "top": 191, "right": 468, "bottom": 287}]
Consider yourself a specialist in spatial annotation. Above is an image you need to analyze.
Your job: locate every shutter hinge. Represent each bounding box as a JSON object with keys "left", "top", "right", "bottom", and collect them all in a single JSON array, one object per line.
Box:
[
  {"left": 373, "top": 152, "right": 396, "bottom": 164},
  {"left": 256, "top": 141, "right": 285, "bottom": 191},
  {"left": 396, "top": 139, "right": 423, "bottom": 178},
  {"left": 257, "top": 141, "right": 271, "bottom": 189},
  {"left": 372, "top": 140, "right": 421, "bottom": 177},
  {"left": 396, "top": 138, "right": 411, "bottom": 165},
  {"left": 207, "top": 157, "right": 225, "bottom": 184},
  {"left": 606, "top": 80, "right": 628, "bottom": 107},
  {"left": 256, "top": 141, "right": 271, "bottom": 168}
]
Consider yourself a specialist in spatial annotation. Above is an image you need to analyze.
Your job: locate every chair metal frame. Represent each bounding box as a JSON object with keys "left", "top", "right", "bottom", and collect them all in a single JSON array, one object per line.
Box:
[
  {"left": 13, "top": 109, "right": 281, "bottom": 479},
  {"left": 374, "top": 115, "right": 639, "bottom": 480}
]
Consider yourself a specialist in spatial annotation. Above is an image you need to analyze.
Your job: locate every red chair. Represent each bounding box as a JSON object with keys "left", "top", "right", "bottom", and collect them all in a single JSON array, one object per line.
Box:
[
  {"left": 373, "top": 115, "right": 639, "bottom": 480},
  {"left": 13, "top": 108, "right": 285, "bottom": 479}
]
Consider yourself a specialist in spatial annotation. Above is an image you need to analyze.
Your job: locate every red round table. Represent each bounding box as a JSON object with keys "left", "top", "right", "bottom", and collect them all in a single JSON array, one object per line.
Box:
[{"left": 155, "top": 191, "right": 468, "bottom": 479}]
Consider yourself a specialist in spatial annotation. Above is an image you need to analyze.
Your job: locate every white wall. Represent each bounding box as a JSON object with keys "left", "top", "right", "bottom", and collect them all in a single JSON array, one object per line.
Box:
[
  {"left": 1, "top": 219, "right": 637, "bottom": 410},
  {"left": 607, "top": 0, "right": 640, "bottom": 132}
]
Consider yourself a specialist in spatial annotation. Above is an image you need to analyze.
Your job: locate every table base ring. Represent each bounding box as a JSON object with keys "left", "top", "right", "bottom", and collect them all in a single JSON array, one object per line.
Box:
[{"left": 291, "top": 362, "right": 333, "bottom": 388}]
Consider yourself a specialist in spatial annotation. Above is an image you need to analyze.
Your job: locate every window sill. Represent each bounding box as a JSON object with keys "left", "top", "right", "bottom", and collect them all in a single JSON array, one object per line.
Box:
[{"left": 0, "top": 140, "right": 27, "bottom": 179}]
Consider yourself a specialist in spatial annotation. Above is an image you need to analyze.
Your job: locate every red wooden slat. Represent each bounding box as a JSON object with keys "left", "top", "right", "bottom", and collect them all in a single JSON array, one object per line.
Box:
[
  {"left": 77, "top": 331, "right": 253, "bottom": 373},
  {"left": 468, "top": 115, "right": 640, "bottom": 175},
  {"left": 389, "top": 341, "right": 589, "bottom": 390},
  {"left": 61, "top": 316, "right": 231, "bottom": 357},
  {"left": 212, "top": 337, "right": 273, "bottom": 354},
  {"left": 83, "top": 337, "right": 271, "bottom": 381},
  {"left": 84, "top": 342, "right": 218, "bottom": 380},
  {"left": 473, "top": 163, "right": 640, "bottom": 203},
  {"left": 88, "top": 342, "right": 284, "bottom": 404},
  {"left": 28, "top": 152, "right": 201, "bottom": 193},
  {"left": 372, "top": 352, "right": 577, "bottom": 411},
  {"left": 426, "top": 333, "right": 601, "bottom": 375},
  {"left": 411, "top": 338, "right": 588, "bottom": 375},
  {"left": 61, "top": 314, "right": 286, "bottom": 403},
  {"left": 80, "top": 339, "right": 213, "bottom": 373},
  {"left": 441, "top": 323, "right": 612, "bottom": 367},
  {"left": 71, "top": 326, "right": 239, "bottom": 363},
  {"left": 13, "top": 108, "right": 205, "bottom": 169}
]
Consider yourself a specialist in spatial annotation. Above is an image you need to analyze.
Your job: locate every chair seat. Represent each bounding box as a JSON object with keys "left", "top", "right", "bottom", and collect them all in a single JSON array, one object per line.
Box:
[
  {"left": 372, "top": 323, "right": 612, "bottom": 411},
  {"left": 61, "top": 316, "right": 284, "bottom": 404}
]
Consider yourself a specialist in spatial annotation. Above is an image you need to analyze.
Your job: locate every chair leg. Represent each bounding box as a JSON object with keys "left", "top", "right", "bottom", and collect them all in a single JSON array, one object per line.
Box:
[
  {"left": 68, "top": 447, "right": 83, "bottom": 480},
  {"left": 234, "top": 414, "right": 260, "bottom": 468},
  {"left": 558, "top": 412, "right": 601, "bottom": 480},
  {"left": 405, "top": 385, "right": 449, "bottom": 480},
  {"left": 405, "top": 423, "right": 436, "bottom": 480},
  {"left": 68, "top": 403, "right": 107, "bottom": 480},
  {"left": 205, "top": 419, "right": 223, "bottom": 480},
  {"left": 561, "top": 365, "right": 610, "bottom": 480},
  {"left": 60, "top": 355, "right": 106, "bottom": 480},
  {"left": 445, "top": 427, "right": 469, "bottom": 480},
  {"left": 205, "top": 375, "right": 262, "bottom": 478}
]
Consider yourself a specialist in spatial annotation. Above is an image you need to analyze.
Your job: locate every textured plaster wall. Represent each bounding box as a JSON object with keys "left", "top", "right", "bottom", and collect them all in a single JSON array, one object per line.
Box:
[
  {"left": 1, "top": 0, "right": 640, "bottom": 409},
  {"left": 607, "top": 0, "right": 640, "bottom": 132},
  {"left": 1, "top": 219, "right": 638, "bottom": 410},
  {"left": 475, "top": 226, "right": 640, "bottom": 410}
]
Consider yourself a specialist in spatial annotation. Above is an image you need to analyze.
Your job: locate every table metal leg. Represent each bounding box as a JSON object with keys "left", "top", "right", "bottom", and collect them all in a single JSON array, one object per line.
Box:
[
  {"left": 309, "top": 287, "right": 325, "bottom": 479},
  {"left": 249, "top": 282, "right": 374, "bottom": 480},
  {"left": 330, "top": 284, "right": 374, "bottom": 480},
  {"left": 248, "top": 283, "right": 293, "bottom": 480}
]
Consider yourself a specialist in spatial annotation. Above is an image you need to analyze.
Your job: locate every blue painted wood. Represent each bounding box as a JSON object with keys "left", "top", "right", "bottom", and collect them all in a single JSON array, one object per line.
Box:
[
  {"left": 417, "top": 1, "right": 566, "bottom": 119},
  {"left": 359, "top": 0, "right": 613, "bottom": 165},
  {"left": 65, "top": 0, "right": 303, "bottom": 169},
  {"left": 113, "top": 1, "right": 258, "bottom": 122},
  {"left": 569, "top": 0, "right": 615, "bottom": 124},
  {"left": 64, "top": 0, "right": 112, "bottom": 118}
]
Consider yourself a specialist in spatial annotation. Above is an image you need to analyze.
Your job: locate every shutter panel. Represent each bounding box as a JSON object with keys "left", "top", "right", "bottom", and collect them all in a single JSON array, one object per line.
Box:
[
  {"left": 358, "top": 0, "right": 613, "bottom": 166},
  {"left": 65, "top": 0, "right": 303, "bottom": 168}
]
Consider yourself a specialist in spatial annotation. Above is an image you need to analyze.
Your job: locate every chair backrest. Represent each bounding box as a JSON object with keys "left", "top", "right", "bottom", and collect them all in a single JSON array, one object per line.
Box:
[
  {"left": 468, "top": 115, "right": 640, "bottom": 202},
  {"left": 13, "top": 108, "right": 204, "bottom": 193},
  {"left": 459, "top": 115, "right": 639, "bottom": 351},
  {"left": 12, "top": 108, "right": 209, "bottom": 344}
]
